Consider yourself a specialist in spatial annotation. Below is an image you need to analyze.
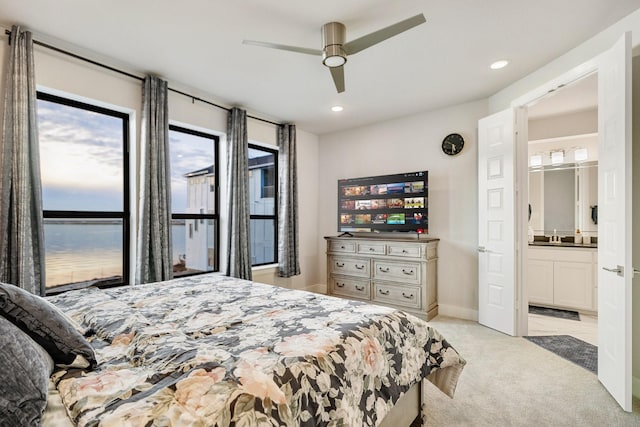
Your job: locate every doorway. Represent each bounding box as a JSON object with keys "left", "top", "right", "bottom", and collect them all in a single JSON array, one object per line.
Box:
[{"left": 524, "top": 73, "right": 599, "bottom": 348}]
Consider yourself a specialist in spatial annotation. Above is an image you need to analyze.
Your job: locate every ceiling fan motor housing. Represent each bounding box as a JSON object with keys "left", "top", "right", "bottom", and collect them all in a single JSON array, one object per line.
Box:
[{"left": 322, "top": 22, "right": 347, "bottom": 67}]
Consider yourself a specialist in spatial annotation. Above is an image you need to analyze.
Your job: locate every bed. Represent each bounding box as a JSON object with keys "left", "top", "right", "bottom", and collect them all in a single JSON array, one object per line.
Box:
[{"left": 4, "top": 273, "right": 465, "bottom": 426}]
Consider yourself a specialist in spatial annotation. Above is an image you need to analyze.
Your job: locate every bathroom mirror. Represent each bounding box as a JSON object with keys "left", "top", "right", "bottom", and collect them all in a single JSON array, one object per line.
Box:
[{"left": 528, "top": 161, "right": 597, "bottom": 236}]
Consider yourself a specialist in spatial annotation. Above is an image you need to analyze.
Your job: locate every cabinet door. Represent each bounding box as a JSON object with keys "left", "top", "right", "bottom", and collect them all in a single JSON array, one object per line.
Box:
[
  {"left": 527, "top": 259, "right": 554, "bottom": 306},
  {"left": 553, "top": 261, "right": 594, "bottom": 311}
]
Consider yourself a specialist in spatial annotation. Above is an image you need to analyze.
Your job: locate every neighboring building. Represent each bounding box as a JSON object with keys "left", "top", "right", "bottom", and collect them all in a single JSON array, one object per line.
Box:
[
  {"left": 248, "top": 153, "right": 275, "bottom": 265},
  {"left": 184, "top": 165, "right": 216, "bottom": 272},
  {"left": 184, "top": 152, "right": 275, "bottom": 269}
]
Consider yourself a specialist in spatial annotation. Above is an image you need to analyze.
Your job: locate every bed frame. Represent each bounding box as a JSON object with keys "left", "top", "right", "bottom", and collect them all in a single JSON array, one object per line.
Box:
[{"left": 379, "top": 380, "right": 423, "bottom": 427}]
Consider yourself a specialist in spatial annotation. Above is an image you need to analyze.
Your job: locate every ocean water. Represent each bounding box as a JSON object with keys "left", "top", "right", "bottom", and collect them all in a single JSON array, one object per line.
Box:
[{"left": 44, "top": 221, "right": 185, "bottom": 287}]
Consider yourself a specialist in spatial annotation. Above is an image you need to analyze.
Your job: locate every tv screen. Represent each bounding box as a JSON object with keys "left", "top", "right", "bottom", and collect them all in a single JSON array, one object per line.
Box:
[{"left": 338, "top": 171, "right": 428, "bottom": 234}]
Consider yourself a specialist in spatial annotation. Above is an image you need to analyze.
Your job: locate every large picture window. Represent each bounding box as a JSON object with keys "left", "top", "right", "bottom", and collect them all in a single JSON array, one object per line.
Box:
[
  {"left": 37, "top": 92, "right": 129, "bottom": 291},
  {"left": 248, "top": 145, "right": 278, "bottom": 266},
  {"left": 169, "top": 125, "right": 219, "bottom": 276}
]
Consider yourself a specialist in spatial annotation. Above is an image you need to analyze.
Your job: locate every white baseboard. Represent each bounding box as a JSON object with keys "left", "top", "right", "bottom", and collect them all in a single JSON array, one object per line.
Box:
[
  {"left": 437, "top": 304, "right": 478, "bottom": 321},
  {"left": 302, "top": 283, "right": 327, "bottom": 295},
  {"left": 633, "top": 376, "right": 640, "bottom": 399}
]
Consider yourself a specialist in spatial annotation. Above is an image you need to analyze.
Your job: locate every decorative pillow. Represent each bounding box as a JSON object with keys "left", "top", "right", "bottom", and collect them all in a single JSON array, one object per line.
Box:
[
  {"left": 0, "top": 282, "right": 96, "bottom": 368},
  {"left": 0, "top": 316, "right": 53, "bottom": 426}
]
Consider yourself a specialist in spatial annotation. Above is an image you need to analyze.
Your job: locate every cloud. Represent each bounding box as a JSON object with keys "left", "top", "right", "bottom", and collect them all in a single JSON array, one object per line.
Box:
[{"left": 38, "top": 99, "right": 124, "bottom": 193}]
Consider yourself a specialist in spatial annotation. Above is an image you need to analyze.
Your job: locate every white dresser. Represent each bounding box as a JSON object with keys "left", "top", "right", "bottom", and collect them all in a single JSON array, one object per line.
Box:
[{"left": 325, "top": 236, "right": 439, "bottom": 320}]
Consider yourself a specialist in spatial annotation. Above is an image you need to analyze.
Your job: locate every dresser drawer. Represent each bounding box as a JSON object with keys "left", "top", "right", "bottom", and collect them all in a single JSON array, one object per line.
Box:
[
  {"left": 329, "top": 240, "right": 356, "bottom": 253},
  {"left": 330, "top": 277, "right": 370, "bottom": 300},
  {"left": 329, "top": 256, "right": 370, "bottom": 277},
  {"left": 373, "top": 282, "right": 421, "bottom": 310},
  {"left": 387, "top": 243, "right": 421, "bottom": 258},
  {"left": 373, "top": 260, "right": 421, "bottom": 284},
  {"left": 357, "top": 241, "right": 386, "bottom": 255}
]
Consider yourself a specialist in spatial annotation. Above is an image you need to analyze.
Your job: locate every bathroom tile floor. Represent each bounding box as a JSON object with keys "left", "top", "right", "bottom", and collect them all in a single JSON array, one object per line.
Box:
[{"left": 527, "top": 312, "right": 598, "bottom": 346}]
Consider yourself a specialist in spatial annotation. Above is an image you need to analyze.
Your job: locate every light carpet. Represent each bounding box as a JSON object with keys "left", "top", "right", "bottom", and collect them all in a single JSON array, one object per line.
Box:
[{"left": 422, "top": 316, "right": 640, "bottom": 427}]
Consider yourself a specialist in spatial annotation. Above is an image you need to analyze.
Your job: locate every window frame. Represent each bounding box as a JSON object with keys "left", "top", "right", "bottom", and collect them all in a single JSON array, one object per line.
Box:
[
  {"left": 248, "top": 143, "right": 278, "bottom": 267},
  {"left": 168, "top": 124, "right": 220, "bottom": 276},
  {"left": 37, "top": 91, "right": 130, "bottom": 294}
]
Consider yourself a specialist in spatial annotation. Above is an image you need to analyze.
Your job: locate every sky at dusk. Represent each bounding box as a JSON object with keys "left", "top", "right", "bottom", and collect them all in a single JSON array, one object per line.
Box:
[{"left": 37, "top": 99, "right": 215, "bottom": 213}]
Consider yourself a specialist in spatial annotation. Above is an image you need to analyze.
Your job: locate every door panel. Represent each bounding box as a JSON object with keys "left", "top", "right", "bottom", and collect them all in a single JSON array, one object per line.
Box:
[
  {"left": 478, "top": 109, "right": 516, "bottom": 336},
  {"left": 596, "top": 32, "right": 632, "bottom": 412}
]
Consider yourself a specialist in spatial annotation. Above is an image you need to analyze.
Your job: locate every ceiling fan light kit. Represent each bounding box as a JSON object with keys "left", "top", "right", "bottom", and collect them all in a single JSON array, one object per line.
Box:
[
  {"left": 243, "top": 13, "right": 426, "bottom": 93},
  {"left": 322, "top": 22, "right": 347, "bottom": 68}
]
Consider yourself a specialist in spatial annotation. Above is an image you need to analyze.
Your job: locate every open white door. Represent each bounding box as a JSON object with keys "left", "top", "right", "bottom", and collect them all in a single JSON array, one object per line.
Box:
[
  {"left": 596, "top": 32, "right": 632, "bottom": 412},
  {"left": 478, "top": 109, "right": 518, "bottom": 336}
]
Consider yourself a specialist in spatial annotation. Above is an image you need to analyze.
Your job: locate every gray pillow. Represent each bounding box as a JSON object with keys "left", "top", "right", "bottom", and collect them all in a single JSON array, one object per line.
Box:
[
  {"left": 0, "top": 316, "right": 53, "bottom": 426},
  {"left": 0, "top": 282, "right": 96, "bottom": 368}
]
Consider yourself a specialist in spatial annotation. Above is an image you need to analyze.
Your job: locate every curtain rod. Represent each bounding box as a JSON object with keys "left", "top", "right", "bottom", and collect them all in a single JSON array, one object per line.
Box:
[{"left": 4, "top": 29, "right": 282, "bottom": 127}]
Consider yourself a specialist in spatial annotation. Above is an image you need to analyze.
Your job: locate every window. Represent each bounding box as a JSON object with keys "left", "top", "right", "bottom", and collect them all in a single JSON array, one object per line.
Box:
[
  {"left": 37, "top": 92, "right": 129, "bottom": 291},
  {"left": 248, "top": 145, "right": 278, "bottom": 266},
  {"left": 169, "top": 125, "right": 219, "bottom": 276}
]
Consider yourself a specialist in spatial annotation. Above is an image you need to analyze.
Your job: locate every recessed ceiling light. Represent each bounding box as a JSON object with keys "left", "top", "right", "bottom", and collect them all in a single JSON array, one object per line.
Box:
[
  {"left": 490, "top": 60, "right": 509, "bottom": 70},
  {"left": 331, "top": 105, "right": 343, "bottom": 112}
]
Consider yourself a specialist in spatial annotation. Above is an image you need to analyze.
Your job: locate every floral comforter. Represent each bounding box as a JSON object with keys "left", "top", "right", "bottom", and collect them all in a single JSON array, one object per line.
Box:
[{"left": 47, "top": 274, "right": 465, "bottom": 426}]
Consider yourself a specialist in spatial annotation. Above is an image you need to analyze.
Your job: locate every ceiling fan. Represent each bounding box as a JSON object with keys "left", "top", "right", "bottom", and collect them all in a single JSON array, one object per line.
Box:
[{"left": 242, "top": 13, "right": 426, "bottom": 93}]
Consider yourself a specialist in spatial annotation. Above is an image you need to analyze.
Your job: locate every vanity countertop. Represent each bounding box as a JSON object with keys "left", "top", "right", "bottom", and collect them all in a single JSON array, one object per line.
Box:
[{"left": 528, "top": 241, "right": 597, "bottom": 248}]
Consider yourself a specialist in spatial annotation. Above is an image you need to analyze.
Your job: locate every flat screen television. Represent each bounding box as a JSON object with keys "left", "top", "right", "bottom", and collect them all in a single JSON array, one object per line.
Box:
[{"left": 338, "top": 171, "right": 428, "bottom": 234}]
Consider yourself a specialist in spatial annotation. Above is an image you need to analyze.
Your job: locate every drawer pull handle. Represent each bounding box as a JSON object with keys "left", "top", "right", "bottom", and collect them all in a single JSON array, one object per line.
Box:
[
  {"left": 402, "top": 292, "right": 414, "bottom": 299},
  {"left": 402, "top": 249, "right": 408, "bottom": 253},
  {"left": 336, "top": 262, "right": 345, "bottom": 268},
  {"left": 379, "top": 267, "right": 390, "bottom": 273},
  {"left": 336, "top": 283, "right": 345, "bottom": 288},
  {"left": 378, "top": 289, "right": 390, "bottom": 295},
  {"left": 355, "top": 285, "right": 365, "bottom": 291},
  {"left": 402, "top": 269, "right": 414, "bottom": 275},
  {"left": 355, "top": 264, "right": 365, "bottom": 270},
  {"left": 340, "top": 245, "right": 345, "bottom": 249},
  {"left": 369, "top": 247, "right": 376, "bottom": 251}
]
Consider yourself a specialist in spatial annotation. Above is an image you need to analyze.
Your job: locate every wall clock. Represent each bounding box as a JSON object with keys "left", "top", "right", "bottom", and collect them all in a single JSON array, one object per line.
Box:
[{"left": 442, "top": 133, "right": 464, "bottom": 156}]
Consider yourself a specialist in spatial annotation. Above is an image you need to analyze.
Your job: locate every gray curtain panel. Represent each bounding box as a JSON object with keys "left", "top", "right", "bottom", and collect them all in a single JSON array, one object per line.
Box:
[
  {"left": 0, "top": 26, "right": 45, "bottom": 295},
  {"left": 136, "top": 76, "right": 172, "bottom": 284},
  {"left": 225, "top": 107, "right": 252, "bottom": 280},
  {"left": 277, "top": 124, "right": 300, "bottom": 277}
]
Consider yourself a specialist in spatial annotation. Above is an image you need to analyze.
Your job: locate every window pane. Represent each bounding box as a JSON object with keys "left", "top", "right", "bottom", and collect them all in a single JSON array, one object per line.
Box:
[
  {"left": 249, "top": 147, "right": 275, "bottom": 215},
  {"left": 169, "top": 130, "right": 215, "bottom": 214},
  {"left": 38, "top": 99, "right": 124, "bottom": 211},
  {"left": 172, "top": 218, "right": 217, "bottom": 276},
  {"left": 250, "top": 218, "right": 275, "bottom": 265},
  {"left": 44, "top": 219, "right": 123, "bottom": 288}
]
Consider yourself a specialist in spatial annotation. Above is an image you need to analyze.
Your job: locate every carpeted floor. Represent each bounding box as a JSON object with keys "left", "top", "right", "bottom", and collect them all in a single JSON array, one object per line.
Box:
[
  {"left": 528, "top": 304, "right": 580, "bottom": 321},
  {"left": 524, "top": 335, "right": 597, "bottom": 374},
  {"left": 422, "top": 316, "right": 640, "bottom": 427}
]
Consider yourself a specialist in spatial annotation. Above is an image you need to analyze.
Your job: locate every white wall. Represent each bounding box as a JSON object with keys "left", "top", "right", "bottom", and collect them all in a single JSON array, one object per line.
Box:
[
  {"left": 317, "top": 100, "right": 489, "bottom": 320},
  {"left": 0, "top": 32, "right": 321, "bottom": 291},
  {"left": 529, "top": 109, "right": 598, "bottom": 141}
]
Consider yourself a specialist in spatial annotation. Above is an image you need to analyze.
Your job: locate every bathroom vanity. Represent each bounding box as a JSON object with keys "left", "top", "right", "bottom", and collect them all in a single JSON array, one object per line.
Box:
[{"left": 527, "top": 244, "right": 597, "bottom": 313}]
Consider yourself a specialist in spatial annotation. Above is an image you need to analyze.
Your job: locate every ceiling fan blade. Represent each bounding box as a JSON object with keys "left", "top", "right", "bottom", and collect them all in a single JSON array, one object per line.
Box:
[
  {"left": 330, "top": 66, "right": 345, "bottom": 93},
  {"left": 242, "top": 39, "right": 322, "bottom": 56},
  {"left": 343, "top": 13, "right": 426, "bottom": 55}
]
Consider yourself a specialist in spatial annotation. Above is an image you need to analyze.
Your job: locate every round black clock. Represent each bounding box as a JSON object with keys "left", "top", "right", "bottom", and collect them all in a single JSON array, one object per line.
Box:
[{"left": 442, "top": 133, "right": 464, "bottom": 156}]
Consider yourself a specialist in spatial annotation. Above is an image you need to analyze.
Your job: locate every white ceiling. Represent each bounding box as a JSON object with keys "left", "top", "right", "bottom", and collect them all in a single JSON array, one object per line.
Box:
[{"left": 0, "top": 1, "right": 638, "bottom": 135}]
